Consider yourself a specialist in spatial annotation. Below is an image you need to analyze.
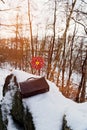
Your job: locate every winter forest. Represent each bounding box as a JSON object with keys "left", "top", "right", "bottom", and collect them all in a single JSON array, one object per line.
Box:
[{"left": 0, "top": 0, "right": 87, "bottom": 102}]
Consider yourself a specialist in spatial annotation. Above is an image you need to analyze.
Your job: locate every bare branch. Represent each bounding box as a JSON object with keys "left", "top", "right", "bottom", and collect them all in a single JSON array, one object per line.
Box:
[
  {"left": 0, "top": 6, "right": 21, "bottom": 12},
  {"left": 81, "top": 0, "right": 87, "bottom": 4},
  {"left": 0, "top": 23, "right": 29, "bottom": 28},
  {"left": 1, "top": 0, "right": 5, "bottom": 4},
  {"left": 72, "top": 17, "right": 87, "bottom": 35},
  {"left": 74, "top": 9, "right": 87, "bottom": 15}
]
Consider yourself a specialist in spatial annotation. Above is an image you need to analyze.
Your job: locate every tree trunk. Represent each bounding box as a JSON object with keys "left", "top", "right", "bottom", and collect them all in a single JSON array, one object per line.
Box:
[
  {"left": 28, "top": 0, "right": 34, "bottom": 58},
  {"left": 47, "top": 0, "right": 56, "bottom": 79},
  {"left": 76, "top": 51, "right": 87, "bottom": 102}
]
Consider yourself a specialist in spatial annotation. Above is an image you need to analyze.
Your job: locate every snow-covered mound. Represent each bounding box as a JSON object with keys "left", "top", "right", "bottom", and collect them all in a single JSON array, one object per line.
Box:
[
  {"left": 0, "top": 69, "right": 87, "bottom": 130},
  {"left": 13, "top": 70, "right": 87, "bottom": 130}
]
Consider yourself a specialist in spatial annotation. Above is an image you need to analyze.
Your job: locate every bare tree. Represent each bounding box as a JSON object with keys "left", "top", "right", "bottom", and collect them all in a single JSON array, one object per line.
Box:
[
  {"left": 61, "top": 0, "right": 77, "bottom": 91},
  {"left": 47, "top": 0, "right": 57, "bottom": 79},
  {"left": 27, "top": 0, "right": 34, "bottom": 58},
  {"left": 76, "top": 50, "right": 87, "bottom": 102}
]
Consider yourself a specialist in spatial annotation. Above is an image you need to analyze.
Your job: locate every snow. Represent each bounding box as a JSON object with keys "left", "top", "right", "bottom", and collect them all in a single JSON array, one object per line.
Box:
[
  {"left": 0, "top": 72, "right": 22, "bottom": 130},
  {"left": 1, "top": 89, "right": 18, "bottom": 130},
  {"left": 0, "top": 68, "right": 87, "bottom": 130},
  {"left": 7, "top": 116, "right": 19, "bottom": 130},
  {"left": 0, "top": 68, "right": 11, "bottom": 100},
  {"left": 71, "top": 72, "right": 81, "bottom": 85},
  {"left": 22, "top": 82, "right": 65, "bottom": 130},
  {"left": 22, "top": 83, "right": 76, "bottom": 130},
  {"left": 65, "top": 107, "right": 87, "bottom": 130}
]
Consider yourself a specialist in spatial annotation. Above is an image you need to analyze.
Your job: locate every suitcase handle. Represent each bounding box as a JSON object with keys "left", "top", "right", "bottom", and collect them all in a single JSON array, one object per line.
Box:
[
  {"left": 26, "top": 76, "right": 45, "bottom": 81},
  {"left": 26, "top": 77, "right": 37, "bottom": 81}
]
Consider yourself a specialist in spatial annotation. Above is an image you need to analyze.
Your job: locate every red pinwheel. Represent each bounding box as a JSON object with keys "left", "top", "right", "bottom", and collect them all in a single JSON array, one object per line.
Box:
[{"left": 31, "top": 56, "right": 44, "bottom": 70}]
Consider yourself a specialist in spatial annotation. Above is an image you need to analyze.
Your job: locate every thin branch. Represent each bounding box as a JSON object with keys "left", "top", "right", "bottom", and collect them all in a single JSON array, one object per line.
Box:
[
  {"left": 1, "top": 0, "right": 5, "bottom": 4},
  {"left": 0, "top": 23, "right": 29, "bottom": 27},
  {"left": 72, "top": 17, "right": 87, "bottom": 34},
  {"left": 74, "top": 9, "right": 87, "bottom": 15},
  {"left": 0, "top": 6, "right": 21, "bottom": 12},
  {"left": 81, "top": 0, "right": 87, "bottom": 4}
]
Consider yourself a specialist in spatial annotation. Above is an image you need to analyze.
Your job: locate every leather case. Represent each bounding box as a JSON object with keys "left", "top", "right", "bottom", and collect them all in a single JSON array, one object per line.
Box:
[{"left": 19, "top": 77, "right": 49, "bottom": 98}]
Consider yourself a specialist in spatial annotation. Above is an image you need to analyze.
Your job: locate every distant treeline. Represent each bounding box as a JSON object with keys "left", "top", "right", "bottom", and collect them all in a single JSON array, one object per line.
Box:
[{"left": 0, "top": 35, "right": 87, "bottom": 103}]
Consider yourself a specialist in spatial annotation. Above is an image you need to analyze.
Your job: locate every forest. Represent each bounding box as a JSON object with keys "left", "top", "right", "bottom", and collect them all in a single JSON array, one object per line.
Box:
[{"left": 0, "top": 0, "right": 87, "bottom": 102}]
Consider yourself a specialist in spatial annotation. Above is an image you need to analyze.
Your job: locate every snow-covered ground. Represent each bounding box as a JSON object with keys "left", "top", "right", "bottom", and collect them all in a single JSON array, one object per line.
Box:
[{"left": 0, "top": 68, "right": 87, "bottom": 130}]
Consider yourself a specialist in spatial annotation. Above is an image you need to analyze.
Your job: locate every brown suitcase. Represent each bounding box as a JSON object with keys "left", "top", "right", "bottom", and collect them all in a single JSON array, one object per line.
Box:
[{"left": 19, "top": 77, "right": 49, "bottom": 98}]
